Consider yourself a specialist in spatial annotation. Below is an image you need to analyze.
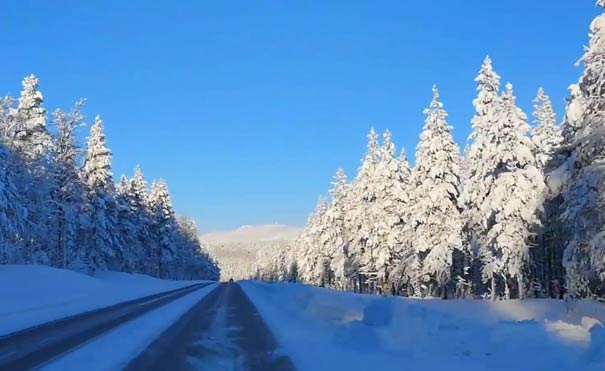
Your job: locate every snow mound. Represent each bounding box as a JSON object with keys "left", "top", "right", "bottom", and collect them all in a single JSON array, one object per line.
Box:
[
  {"left": 305, "top": 293, "right": 362, "bottom": 322},
  {"left": 362, "top": 298, "right": 394, "bottom": 327},
  {"left": 333, "top": 321, "right": 381, "bottom": 352},
  {"left": 241, "top": 281, "right": 605, "bottom": 371},
  {"left": 589, "top": 324, "right": 605, "bottom": 363}
]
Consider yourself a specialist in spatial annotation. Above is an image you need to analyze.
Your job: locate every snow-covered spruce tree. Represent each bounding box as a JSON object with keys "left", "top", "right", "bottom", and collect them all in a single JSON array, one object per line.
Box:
[
  {"left": 149, "top": 179, "right": 177, "bottom": 278},
  {"left": 254, "top": 244, "right": 290, "bottom": 282},
  {"left": 128, "top": 166, "right": 158, "bottom": 276},
  {"left": 48, "top": 103, "right": 88, "bottom": 270},
  {"left": 325, "top": 168, "right": 352, "bottom": 289},
  {"left": 388, "top": 148, "right": 417, "bottom": 295},
  {"left": 82, "top": 116, "right": 121, "bottom": 271},
  {"left": 464, "top": 56, "right": 501, "bottom": 176},
  {"left": 297, "top": 197, "right": 331, "bottom": 286},
  {"left": 373, "top": 130, "right": 412, "bottom": 294},
  {"left": 10, "top": 75, "right": 52, "bottom": 164},
  {"left": 9, "top": 75, "right": 54, "bottom": 264},
  {"left": 274, "top": 247, "right": 290, "bottom": 282},
  {"left": 255, "top": 247, "right": 278, "bottom": 281},
  {"left": 297, "top": 197, "right": 322, "bottom": 285},
  {"left": 174, "top": 216, "right": 219, "bottom": 280},
  {"left": 477, "top": 83, "right": 545, "bottom": 300},
  {"left": 545, "top": 84, "right": 586, "bottom": 201},
  {"left": 546, "top": 84, "right": 586, "bottom": 198},
  {"left": 347, "top": 128, "right": 383, "bottom": 292},
  {"left": 532, "top": 88, "right": 563, "bottom": 171},
  {"left": 560, "top": 1, "right": 605, "bottom": 297},
  {"left": 463, "top": 57, "right": 501, "bottom": 233},
  {"left": 537, "top": 83, "right": 590, "bottom": 298},
  {"left": 406, "top": 86, "right": 463, "bottom": 298},
  {"left": 283, "top": 243, "right": 300, "bottom": 282},
  {"left": 462, "top": 56, "right": 502, "bottom": 294},
  {"left": 0, "top": 96, "right": 15, "bottom": 144},
  {"left": 0, "top": 139, "right": 26, "bottom": 264},
  {"left": 115, "top": 175, "right": 139, "bottom": 272},
  {"left": 529, "top": 88, "right": 563, "bottom": 297}
]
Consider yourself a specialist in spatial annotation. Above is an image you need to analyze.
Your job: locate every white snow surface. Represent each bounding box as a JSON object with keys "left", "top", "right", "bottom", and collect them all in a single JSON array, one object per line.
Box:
[
  {"left": 241, "top": 281, "right": 605, "bottom": 371},
  {"left": 0, "top": 265, "right": 210, "bottom": 336},
  {"left": 43, "top": 283, "right": 219, "bottom": 371}
]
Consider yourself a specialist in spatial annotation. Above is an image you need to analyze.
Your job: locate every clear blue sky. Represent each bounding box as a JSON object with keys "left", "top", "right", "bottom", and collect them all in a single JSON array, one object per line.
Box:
[{"left": 0, "top": 1, "right": 597, "bottom": 232}]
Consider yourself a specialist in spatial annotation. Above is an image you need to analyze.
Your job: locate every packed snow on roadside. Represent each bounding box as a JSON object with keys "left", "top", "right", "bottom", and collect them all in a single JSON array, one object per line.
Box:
[
  {"left": 0, "top": 265, "right": 211, "bottom": 336},
  {"left": 241, "top": 281, "right": 605, "bottom": 371}
]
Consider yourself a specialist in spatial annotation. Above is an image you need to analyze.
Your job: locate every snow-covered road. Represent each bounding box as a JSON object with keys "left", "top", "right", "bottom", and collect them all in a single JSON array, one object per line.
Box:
[
  {"left": 1, "top": 266, "right": 293, "bottom": 371},
  {"left": 0, "top": 283, "right": 211, "bottom": 370},
  {"left": 5, "top": 267, "right": 602, "bottom": 371},
  {"left": 126, "top": 282, "right": 294, "bottom": 371}
]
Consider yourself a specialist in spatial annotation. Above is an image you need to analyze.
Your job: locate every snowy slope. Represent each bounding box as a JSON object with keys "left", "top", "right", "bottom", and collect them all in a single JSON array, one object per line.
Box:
[
  {"left": 0, "top": 265, "right": 208, "bottom": 336},
  {"left": 241, "top": 281, "right": 605, "bottom": 371},
  {"left": 201, "top": 224, "right": 301, "bottom": 280}
]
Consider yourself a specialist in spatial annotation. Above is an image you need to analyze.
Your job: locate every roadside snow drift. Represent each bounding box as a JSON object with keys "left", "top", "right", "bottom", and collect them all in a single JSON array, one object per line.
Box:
[
  {"left": 0, "top": 265, "right": 209, "bottom": 336},
  {"left": 241, "top": 281, "right": 605, "bottom": 371}
]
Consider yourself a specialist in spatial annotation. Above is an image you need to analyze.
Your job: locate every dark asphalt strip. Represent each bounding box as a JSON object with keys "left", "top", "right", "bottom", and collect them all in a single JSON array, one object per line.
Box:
[{"left": 0, "top": 282, "right": 211, "bottom": 371}]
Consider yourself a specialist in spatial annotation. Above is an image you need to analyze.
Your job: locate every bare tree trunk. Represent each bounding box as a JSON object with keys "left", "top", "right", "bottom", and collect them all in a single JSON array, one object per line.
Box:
[
  {"left": 518, "top": 274, "right": 526, "bottom": 300},
  {"left": 491, "top": 275, "right": 497, "bottom": 301},
  {"left": 504, "top": 276, "right": 510, "bottom": 300}
]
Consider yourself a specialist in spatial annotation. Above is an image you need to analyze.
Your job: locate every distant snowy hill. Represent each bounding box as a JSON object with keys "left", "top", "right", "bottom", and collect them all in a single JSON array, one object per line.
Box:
[
  {"left": 201, "top": 224, "right": 301, "bottom": 244},
  {"left": 201, "top": 224, "right": 301, "bottom": 281}
]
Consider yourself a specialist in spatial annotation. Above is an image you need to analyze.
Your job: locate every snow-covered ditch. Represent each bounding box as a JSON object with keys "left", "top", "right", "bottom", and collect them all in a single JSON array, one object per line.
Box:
[
  {"left": 241, "top": 281, "right": 605, "bottom": 371},
  {"left": 0, "top": 265, "right": 212, "bottom": 336}
]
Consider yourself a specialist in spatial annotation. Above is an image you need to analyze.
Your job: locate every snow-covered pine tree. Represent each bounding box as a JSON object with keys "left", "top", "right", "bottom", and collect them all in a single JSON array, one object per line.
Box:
[
  {"left": 373, "top": 130, "right": 412, "bottom": 294},
  {"left": 149, "top": 179, "right": 177, "bottom": 278},
  {"left": 537, "top": 82, "right": 590, "bottom": 298},
  {"left": 283, "top": 243, "right": 300, "bottom": 282},
  {"left": 530, "top": 88, "right": 563, "bottom": 296},
  {"left": 275, "top": 246, "right": 290, "bottom": 282},
  {"left": 128, "top": 166, "right": 158, "bottom": 276},
  {"left": 174, "top": 216, "right": 220, "bottom": 280},
  {"left": 478, "top": 83, "right": 545, "bottom": 300},
  {"left": 462, "top": 56, "right": 502, "bottom": 294},
  {"left": 560, "top": 1, "right": 605, "bottom": 297},
  {"left": 49, "top": 103, "right": 88, "bottom": 270},
  {"left": 465, "top": 57, "right": 501, "bottom": 170},
  {"left": 115, "top": 174, "right": 139, "bottom": 272},
  {"left": 406, "top": 86, "right": 463, "bottom": 298},
  {"left": 10, "top": 75, "right": 52, "bottom": 164},
  {"left": 0, "top": 96, "right": 15, "bottom": 144},
  {"left": 82, "top": 116, "right": 120, "bottom": 271},
  {"left": 532, "top": 88, "right": 563, "bottom": 171},
  {"left": 297, "top": 196, "right": 330, "bottom": 286},
  {"left": 347, "top": 128, "right": 382, "bottom": 292},
  {"left": 0, "top": 139, "right": 26, "bottom": 264},
  {"left": 8, "top": 75, "right": 54, "bottom": 264},
  {"left": 388, "top": 148, "right": 416, "bottom": 295},
  {"left": 325, "top": 168, "right": 352, "bottom": 289}
]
